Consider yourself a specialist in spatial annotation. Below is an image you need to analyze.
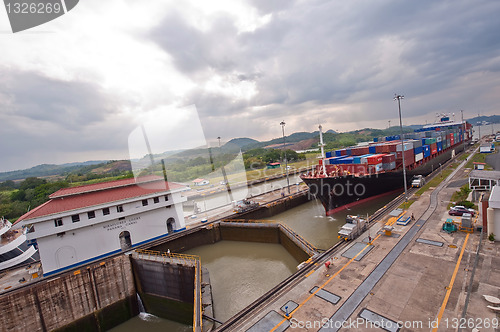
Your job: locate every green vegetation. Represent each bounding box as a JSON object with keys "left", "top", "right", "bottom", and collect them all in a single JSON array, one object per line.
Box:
[
  {"left": 243, "top": 148, "right": 305, "bottom": 170},
  {"left": 415, "top": 169, "right": 454, "bottom": 196},
  {"left": 399, "top": 200, "right": 415, "bottom": 210},
  {"left": 489, "top": 233, "right": 495, "bottom": 241},
  {"left": 322, "top": 127, "right": 413, "bottom": 151},
  {"left": 450, "top": 184, "right": 472, "bottom": 204},
  {"left": 465, "top": 151, "right": 492, "bottom": 170},
  {"left": 0, "top": 166, "right": 134, "bottom": 221},
  {"left": 0, "top": 177, "right": 69, "bottom": 221},
  {"left": 448, "top": 184, "right": 476, "bottom": 210}
]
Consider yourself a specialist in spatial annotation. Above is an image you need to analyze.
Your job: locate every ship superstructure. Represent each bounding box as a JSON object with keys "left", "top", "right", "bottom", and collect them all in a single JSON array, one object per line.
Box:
[{"left": 301, "top": 117, "right": 472, "bottom": 215}]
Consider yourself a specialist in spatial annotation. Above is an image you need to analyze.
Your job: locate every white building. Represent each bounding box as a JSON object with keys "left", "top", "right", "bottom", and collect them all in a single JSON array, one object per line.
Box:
[
  {"left": 192, "top": 178, "right": 209, "bottom": 186},
  {"left": 14, "top": 175, "right": 187, "bottom": 276},
  {"left": 487, "top": 185, "right": 500, "bottom": 241}
]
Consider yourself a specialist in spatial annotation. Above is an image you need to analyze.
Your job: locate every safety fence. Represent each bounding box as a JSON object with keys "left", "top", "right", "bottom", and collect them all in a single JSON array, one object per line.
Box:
[{"left": 219, "top": 220, "right": 317, "bottom": 257}]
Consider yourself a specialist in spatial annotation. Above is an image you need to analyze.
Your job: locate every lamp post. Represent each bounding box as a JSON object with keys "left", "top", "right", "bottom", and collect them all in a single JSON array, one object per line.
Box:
[
  {"left": 280, "top": 121, "right": 291, "bottom": 194},
  {"left": 461, "top": 110, "right": 466, "bottom": 152},
  {"left": 217, "top": 136, "right": 233, "bottom": 203},
  {"left": 394, "top": 94, "right": 408, "bottom": 202},
  {"left": 478, "top": 112, "right": 481, "bottom": 141}
]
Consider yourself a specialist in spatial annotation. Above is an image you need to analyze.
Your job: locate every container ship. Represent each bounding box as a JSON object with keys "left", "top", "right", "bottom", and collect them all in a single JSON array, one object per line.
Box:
[{"left": 301, "top": 116, "right": 472, "bottom": 215}]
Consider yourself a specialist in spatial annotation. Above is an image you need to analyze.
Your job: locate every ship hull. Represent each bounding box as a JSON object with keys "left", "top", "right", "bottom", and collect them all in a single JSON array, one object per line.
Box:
[{"left": 302, "top": 144, "right": 465, "bottom": 215}]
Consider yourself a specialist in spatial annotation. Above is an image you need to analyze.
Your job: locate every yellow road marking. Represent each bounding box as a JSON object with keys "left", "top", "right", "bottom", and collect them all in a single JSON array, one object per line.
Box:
[
  {"left": 305, "top": 270, "right": 315, "bottom": 278},
  {"left": 270, "top": 233, "right": 383, "bottom": 332},
  {"left": 269, "top": 213, "right": 403, "bottom": 331},
  {"left": 432, "top": 232, "right": 470, "bottom": 331}
]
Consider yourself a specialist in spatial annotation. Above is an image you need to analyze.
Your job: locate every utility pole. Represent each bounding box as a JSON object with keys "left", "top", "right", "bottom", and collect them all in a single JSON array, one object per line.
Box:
[
  {"left": 394, "top": 94, "right": 408, "bottom": 202},
  {"left": 388, "top": 120, "right": 391, "bottom": 129},
  {"left": 461, "top": 110, "right": 466, "bottom": 152},
  {"left": 217, "top": 137, "right": 233, "bottom": 203},
  {"left": 478, "top": 112, "right": 481, "bottom": 141},
  {"left": 318, "top": 124, "right": 327, "bottom": 176},
  {"left": 280, "top": 121, "right": 291, "bottom": 194}
]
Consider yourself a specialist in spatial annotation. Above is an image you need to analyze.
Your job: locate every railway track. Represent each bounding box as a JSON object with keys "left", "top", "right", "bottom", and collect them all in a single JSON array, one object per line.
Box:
[{"left": 215, "top": 146, "right": 470, "bottom": 331}]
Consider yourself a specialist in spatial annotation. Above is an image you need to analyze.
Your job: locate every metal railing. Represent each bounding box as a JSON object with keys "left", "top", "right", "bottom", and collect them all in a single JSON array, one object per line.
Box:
[
  {"left": 219, "top": 220, "right": 317, "bottom": 256},
  {"left": 134, "top": 249, "right": 200, "bottom": 267}
]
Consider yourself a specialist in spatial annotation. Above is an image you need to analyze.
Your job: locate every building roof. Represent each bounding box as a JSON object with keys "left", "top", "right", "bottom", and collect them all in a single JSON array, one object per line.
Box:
[
  {"left": 489, "top": 185, "right": 500, "bottom": 208},
  {"left": 192, "top": 178, "right": 207, "bottom": 183},
  {"left": 469, "top": 170, "right": 500, "bottom": 181},
  {"left": 15, "top": 176, "right": 185, "bottom": 224},
  {"left": 49, "top": 175, "right": 164, "bottom": 198}
]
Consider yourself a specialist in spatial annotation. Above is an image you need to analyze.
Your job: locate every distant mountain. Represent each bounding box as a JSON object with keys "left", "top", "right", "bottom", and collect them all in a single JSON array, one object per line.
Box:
[
  {"left": 0, "top": 160, "right": 108, "bottom": 182},
  {"left": 225, "top": 137, "right": 259, "bottom": 149},
  {"left": 467, "top": 115, "right": 500, "bottom": 125}
]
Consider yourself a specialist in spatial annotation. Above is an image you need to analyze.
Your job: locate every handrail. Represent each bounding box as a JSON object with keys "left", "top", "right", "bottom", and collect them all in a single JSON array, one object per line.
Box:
[
  {"left": 193, "top": 259, "right": 202, "bottom": 332},
  {"left": 218, "top": 220, "right": 318, "bottom": 255},
  {"left": 134, "top": 249, "right": 200, "bottom": 266}
]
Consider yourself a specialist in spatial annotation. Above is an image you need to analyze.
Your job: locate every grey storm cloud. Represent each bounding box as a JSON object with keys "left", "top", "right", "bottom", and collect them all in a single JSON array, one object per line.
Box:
[
  {"left": 150, "top": 0, "right": 500, "bottom": 126},
  {"left": 0, "top": 68, "right": 135, "bottom": 171},
  {"left": 0, "top": 68, "right": 116, "bottom": 127}
]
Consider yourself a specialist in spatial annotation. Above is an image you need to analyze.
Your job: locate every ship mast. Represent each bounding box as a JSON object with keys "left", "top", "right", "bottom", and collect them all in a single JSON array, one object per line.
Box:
[{"left": 319, "top": 124, "right": 327, "bottom": 176}]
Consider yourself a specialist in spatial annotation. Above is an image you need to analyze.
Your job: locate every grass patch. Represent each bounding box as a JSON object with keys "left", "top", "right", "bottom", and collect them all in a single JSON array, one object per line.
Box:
[
  {"left": 415, "top": 169, "right": 454, "bottom": 196},
  {"left": 465, "top": 152, "right": 493, "bottom": 170},
  {"left": 447, "top": 183, "right": 477, "bottom": 210},
  {"left": 399, "top": 200, "right": 415, "bottom": 210}
]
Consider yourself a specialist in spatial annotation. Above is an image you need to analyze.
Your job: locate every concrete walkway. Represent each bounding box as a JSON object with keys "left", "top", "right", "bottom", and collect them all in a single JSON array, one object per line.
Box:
[{"left": 220, "top": 147, "right": 495, "bottom": 332}]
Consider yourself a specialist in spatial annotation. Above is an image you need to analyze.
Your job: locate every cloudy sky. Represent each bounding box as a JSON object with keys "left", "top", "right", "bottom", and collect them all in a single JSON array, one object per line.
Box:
[{"left": 0, "top": 0, "right": 499, "bottom": 172}]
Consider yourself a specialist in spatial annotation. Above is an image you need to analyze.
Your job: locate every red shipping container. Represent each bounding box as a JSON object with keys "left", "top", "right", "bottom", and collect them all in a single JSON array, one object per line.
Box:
[
  {"left": 340, "top": 149, "right": 347, "bottom": 156},
  {"left": 388, "top": 142, "right": 400, "bottom": 152},
  {"left": 367, "top": 154, "right": 383, "bottom": 165},
  {"left": 375, "top": 144, "right": 390, "bottom": 153},
  {"left": 396, "top": 150, "right": 415, "bottom": 167},
  {"left": 351, "top": 147, "right": 369, "bottom": 156},
  {"left": 381, "top": 154, "right": 396, "bottom": 163}
]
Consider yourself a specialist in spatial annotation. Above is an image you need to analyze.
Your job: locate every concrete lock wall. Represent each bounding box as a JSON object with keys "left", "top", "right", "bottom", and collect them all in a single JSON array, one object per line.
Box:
[
  {"left": 234, "top": 191, "right": 311, "bottom": 220},
  {"left": 150, "top": 225, "right": 221, "bottom": 253},
  {"left": 131, "top": 258, "right": 195, "bottom": 325},
  {"left": 0, "top": 255, "right": 137, "bottom": 332},
  {"left": 219, "top": 223, "right": 281, "bottom": 244}
]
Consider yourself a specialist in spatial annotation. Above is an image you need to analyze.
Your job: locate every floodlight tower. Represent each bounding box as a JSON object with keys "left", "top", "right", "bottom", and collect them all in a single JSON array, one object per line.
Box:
[{"left": 394, "top": 94, "right": 408, "bottom": 202}]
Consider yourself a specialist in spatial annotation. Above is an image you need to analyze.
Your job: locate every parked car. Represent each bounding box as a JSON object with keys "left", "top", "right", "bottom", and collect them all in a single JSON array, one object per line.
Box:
[{"left": 448, "top": 205, "right": 475, "bottom": 216}]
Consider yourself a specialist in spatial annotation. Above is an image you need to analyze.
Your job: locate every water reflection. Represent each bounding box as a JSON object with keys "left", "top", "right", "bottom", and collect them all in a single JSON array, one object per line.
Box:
[
  {"left": 110, "top": 194, "right": 398, "bottom": 330},
  {"left": 269, "top": 194, "right": 400, "bottom": 249},
  {"left": 108, "top": 312, "right": 192, "bottom": 332},
  {"left": 184, "top": 240, "right": 298, "bottom": 322}
]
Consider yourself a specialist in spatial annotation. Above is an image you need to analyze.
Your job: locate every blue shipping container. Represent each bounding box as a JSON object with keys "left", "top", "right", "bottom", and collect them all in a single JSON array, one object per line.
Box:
[
  {"left": 335, "top": 150, "right": 342, "bottom": 157},
  {"left": 353, "top": 154, "right": 372, "bottom": 164},
  {"left": 340, "top": 157, "right": 353, "bottom": 164},
  {"left": 414, "top": 146, "right": 423, "bottom": 154},
  {"left": 423, "top": 145, "right": 431, "bottom": 158},
  {"left": 437, "top": 142, "right": 442, "bottom": 152},
  {"left": 326, "top": 151, "right": 332, "bottom": 158},
  {"left": 345, "top": 149, "right": 352, "bottom": 156},
  {"left": 369, "top": 146, "right": 377, "bottom": 154},
  {"left": 333, "top": 157, "right": 347, "bottom": 164}
]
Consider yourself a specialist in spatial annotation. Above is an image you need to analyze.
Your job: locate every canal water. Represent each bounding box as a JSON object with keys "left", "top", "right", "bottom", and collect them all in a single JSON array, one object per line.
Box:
[
  {"left": 109, "top": 193, "right": 399, "bottom": 331},
  {"left": 183, "top": 173, "right": 303, "bottom": 216}
]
